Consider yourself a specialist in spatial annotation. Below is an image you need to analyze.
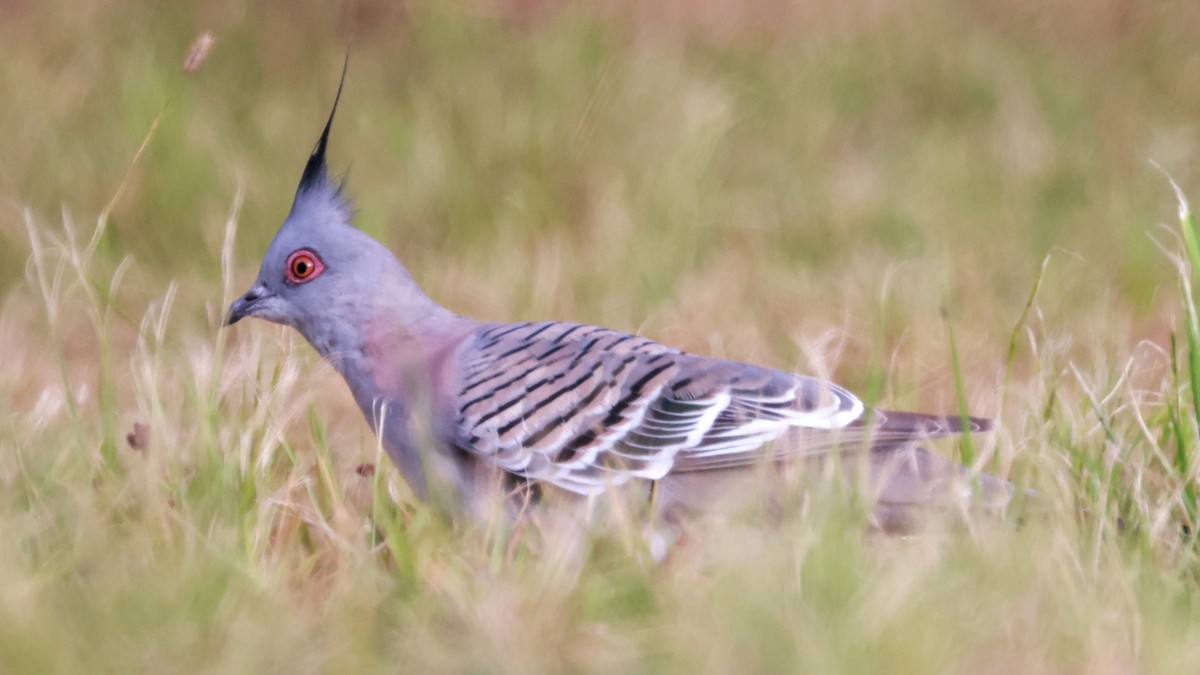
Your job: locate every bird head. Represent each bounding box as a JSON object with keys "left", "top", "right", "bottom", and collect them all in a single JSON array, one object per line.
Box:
[{"left": 225, "top": 65, "right": 416, "bottom": 353}]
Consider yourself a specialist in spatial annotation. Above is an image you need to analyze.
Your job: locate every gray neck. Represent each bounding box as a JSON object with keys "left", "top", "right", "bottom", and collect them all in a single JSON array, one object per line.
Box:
[
  {"left": 302, "top": 260, "right": 474, "bottom": 418},
  {"left": 298, "top": 260, "right": 464, "bottom": 372}
]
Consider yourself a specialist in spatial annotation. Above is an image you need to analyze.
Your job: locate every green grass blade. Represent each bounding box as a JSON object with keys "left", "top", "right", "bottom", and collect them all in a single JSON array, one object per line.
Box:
[{"left": 942, "top": 308, "right": 975, "bottom": 467}]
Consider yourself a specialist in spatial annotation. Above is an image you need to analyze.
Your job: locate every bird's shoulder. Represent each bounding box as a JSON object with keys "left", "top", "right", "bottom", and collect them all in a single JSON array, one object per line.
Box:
[
  {"left": 469, "top": 320, "right": 674, "bottom": 357},
  {"left": 448, "top": 320, "right": 680, "bottom": 423}
]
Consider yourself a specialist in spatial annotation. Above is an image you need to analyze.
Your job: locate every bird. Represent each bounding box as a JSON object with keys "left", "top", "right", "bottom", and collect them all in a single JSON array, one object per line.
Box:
[{"left": 226, "top": 72, "right": 1013, "bottom": 532}]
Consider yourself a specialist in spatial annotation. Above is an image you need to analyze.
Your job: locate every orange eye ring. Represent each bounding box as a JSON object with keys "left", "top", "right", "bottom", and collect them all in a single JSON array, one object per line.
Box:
[{"left": 285, "top": 249, "right": 325, "bottom": 285}]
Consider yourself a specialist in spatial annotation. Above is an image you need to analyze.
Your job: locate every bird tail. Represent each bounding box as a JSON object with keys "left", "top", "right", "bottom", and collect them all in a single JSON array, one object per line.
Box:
[{"left": 865, "top": 409, "right": 991, "bottom": 439}]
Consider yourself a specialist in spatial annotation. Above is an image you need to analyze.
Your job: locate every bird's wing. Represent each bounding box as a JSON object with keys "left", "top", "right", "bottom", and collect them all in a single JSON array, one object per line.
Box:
[{"left": 451, "top": 321, "right": 983, "bottom": 495}]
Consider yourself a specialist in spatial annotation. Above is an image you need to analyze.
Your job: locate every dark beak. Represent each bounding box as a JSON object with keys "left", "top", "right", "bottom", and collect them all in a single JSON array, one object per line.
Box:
[{"left": 225, "top": 286, "right": 268, "bottom": 326}]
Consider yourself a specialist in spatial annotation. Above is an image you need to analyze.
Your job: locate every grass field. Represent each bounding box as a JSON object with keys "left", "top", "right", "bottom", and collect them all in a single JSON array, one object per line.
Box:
[{"left": 4, "top": 0, "right": 1200, "bottom": 671}]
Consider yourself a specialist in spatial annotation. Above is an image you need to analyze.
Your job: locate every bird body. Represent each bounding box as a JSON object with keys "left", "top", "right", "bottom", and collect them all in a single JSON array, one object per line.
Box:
[{"left": 227, "top": 74, "right": 1011, "bottom": 528}]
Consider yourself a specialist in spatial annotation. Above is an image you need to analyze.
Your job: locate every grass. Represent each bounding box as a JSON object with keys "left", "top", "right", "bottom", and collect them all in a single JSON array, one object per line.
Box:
[{"left": 4, "top": 0, "right": 1200, "bottom": 671}]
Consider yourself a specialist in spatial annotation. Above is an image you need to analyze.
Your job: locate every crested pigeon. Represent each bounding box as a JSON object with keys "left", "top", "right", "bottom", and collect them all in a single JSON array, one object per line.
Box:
[{"left": 227, "top": 75, "right": 1013, "bottom": 530}]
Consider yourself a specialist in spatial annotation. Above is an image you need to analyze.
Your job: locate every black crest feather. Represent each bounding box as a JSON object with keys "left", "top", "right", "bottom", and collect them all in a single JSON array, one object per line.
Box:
[{"left": 297, "top": 56, "right": 349, "bottom": 194}]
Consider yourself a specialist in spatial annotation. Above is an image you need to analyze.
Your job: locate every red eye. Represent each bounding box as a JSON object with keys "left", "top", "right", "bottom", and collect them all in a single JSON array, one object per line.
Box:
[{"left": 285, "top": 249, "right": 325, "bottom": 284}]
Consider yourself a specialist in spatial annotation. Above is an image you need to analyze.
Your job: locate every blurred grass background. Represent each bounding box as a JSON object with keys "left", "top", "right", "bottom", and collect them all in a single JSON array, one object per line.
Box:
[
  {"left": 4, "top": 0, "right": 1200, "bottom": 672},
  {"left": 5, "top": 0, "right": 1200, "bottom": 393}
]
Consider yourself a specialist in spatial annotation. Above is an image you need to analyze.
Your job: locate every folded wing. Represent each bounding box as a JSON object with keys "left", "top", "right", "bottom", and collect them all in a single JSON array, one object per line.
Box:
[{"left": 451, "top": 321, "right": 985, "bottom": 495}]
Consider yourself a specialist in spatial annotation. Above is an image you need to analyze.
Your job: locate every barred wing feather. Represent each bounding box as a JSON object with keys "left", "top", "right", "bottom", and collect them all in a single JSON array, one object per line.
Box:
[{"left": 452, "top": 321, "right": 905, "bottom": 495}]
